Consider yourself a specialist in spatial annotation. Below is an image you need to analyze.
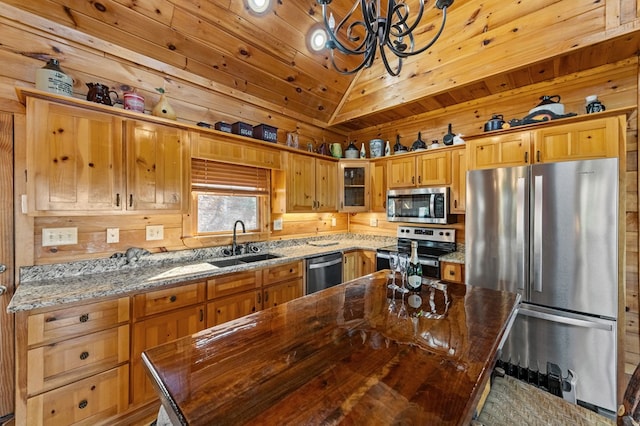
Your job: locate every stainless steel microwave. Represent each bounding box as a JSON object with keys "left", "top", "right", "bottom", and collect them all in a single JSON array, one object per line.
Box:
[{"left": 386, "top": 187, "right": 451, "bottom": 224}]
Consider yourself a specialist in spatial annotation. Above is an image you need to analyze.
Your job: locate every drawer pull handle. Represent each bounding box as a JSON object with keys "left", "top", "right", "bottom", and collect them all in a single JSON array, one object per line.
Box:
[
  {"left": 264, "top": 291, "right": 269, "bottom": 302},
  {"left": 170, "top": 295, "right": 177, "bottom": 302},
  {"left": 80, "top": 351, "right": 89, "bottom": 360},
  {"left": 78, "top": 399, "right": 88, "bottom": 409},
  {"left": 79, "top": 314, "right": 89, "bottom": 323},
  {"left": 200, "top": 309, "right": 204, "bottom": 322}
]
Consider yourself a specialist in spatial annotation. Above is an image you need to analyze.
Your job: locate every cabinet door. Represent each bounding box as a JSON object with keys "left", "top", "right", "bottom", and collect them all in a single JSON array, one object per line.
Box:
[
  {"left": 27, "top": 98, "right": 124, "bottom": 213},
  {"left": 388, "top": 156, "right": 416, "bottom": 188},
  {"left": 343, "top": 251, "right": 358, "bottom": 282},
  {"left": 192, "top": 132, "right": 281, "bottom": 169},
  {"left": 467, "top": 132, "right": 531, "bottom": 170},
  {"left": 370, "top": 159, "right": 387, "bottom": 212},
  {"left": 534, "top": 117, "right": 618, "bottom": 163},
  {"left": 450, "top": 148, "right": 466, "bottom": 214},
  {"left": 287, "top": 154, "right": 316, "bottom": 212},
  {"left": 418, "top": 150, "right": 451, "bottom": 185},
  {"left": 315, "top": 158, "right": 338, "bottom": 212},
  {"left": 126, "top": 120, "right": 190, "bottom": 212},
  {"left": 263, "top": 278, "right": 303, "bottom": 309},
  {"left": 339, "top": 161, "right": 370, "bottom": 212},
  {"left": 207, "top": 290, "right": 260, "bottom": 327},
  {"left": 358, "top": 250, "right": 376, "bottom": 276},
  {"left": 131, "top": 305, "right": 205, "bottom": 404}
]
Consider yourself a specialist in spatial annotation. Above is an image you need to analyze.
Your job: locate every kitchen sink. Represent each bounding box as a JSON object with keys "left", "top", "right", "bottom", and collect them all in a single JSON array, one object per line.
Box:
[{"left": 208, "top": 253, "right": 282, "bottom": 268}]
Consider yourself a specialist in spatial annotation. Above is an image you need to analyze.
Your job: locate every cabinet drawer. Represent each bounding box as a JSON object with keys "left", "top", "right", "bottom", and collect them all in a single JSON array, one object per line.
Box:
[
  {"left": 441, "top": 262, "right": 464, "bottom": 284},
  {"left": 26, "top": 364, "right": 129, "bottom": 426},
  {"left": 27, "top": 298, "right": 129, "bottom": 347},
  {"left": 27, "top": 324, "right": 129, "bottom": 396},
  {"left": 263, "top": 261, "right": 303, "bottom": 284},
  {"left": 133, "top": 282, "right": 205, "bottom": 318},
  {"left": 207, "top": 270, "right": 261, "bottom": 299}
]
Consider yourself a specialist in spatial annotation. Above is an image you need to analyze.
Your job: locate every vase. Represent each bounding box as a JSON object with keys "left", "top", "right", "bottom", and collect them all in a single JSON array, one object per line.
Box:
[{"left": 152, "top": 94, "right": 176, "bottom": 119}]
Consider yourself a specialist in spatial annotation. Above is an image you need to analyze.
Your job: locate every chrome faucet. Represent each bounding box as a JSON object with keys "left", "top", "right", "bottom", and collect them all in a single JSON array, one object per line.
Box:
[{"left": 232, "top": 220, "right": 246, "bottom": 255}]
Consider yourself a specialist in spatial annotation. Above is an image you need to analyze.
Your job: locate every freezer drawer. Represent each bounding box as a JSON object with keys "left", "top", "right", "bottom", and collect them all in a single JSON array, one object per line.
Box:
[{"left": 499, "top": 304, "right": 616, "bottom": 413}]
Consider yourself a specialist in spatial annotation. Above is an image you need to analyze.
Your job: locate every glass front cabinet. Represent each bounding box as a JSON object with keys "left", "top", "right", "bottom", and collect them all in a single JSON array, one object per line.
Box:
[{"left": 339, "top": 161, "right": 370, "bottom": 212}]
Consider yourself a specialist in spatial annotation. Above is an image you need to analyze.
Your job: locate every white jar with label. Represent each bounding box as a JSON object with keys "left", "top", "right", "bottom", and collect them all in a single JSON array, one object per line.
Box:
[{"left": 35, "top": 59, "right": 73, "bottom": 97}]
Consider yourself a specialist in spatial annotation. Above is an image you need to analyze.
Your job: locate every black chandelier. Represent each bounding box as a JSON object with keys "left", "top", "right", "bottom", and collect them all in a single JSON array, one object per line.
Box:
[{"left": 316, "top": 0, "right": 454, "bottom": 76}]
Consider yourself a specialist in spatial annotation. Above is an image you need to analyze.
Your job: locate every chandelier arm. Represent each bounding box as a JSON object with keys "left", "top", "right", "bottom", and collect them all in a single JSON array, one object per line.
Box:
[
  {"left": 396, "top": 6, "right": 449, "bottom": 58},
  {"left": 379, "top": 45, "right": 401, "bottom": 76},
  {"left": 321, "top": 1, "right": 366, "bottom": 56},
  {"left": 329, "top": 43, "right": 376, "bottom": 75},
  {"left": 391, "top": 1, "right": 424, "bottom": 38}
]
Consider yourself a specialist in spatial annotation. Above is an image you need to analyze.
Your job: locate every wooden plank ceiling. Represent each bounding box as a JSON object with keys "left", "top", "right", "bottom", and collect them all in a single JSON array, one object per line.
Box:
[{"left": 2, "top": 0, "right": 639, "bottom": 132}]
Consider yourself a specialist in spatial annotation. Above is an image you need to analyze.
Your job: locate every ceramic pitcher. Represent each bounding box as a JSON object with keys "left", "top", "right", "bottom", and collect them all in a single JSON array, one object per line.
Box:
[{"left": 330, "top": 143, "right": 342, "bottom": 158}]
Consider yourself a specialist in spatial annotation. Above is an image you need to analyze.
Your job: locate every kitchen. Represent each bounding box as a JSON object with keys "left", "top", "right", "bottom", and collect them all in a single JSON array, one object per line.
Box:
[{"left": 0, "top": 0, "right": 638, "bottom": 425}]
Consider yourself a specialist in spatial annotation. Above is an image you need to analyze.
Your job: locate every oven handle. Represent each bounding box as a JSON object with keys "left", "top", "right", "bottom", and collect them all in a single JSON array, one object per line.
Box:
[{"left": 377, "top": 252, "right": 438, "bottom": 268}]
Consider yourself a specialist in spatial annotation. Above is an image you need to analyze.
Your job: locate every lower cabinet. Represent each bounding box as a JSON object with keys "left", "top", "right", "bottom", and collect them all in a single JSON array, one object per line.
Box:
[
  {"left": 131, "top": 282, "right": 206, "bottom": 405},
  {"left": 343, "top": 250, "right": 376, "bottom": 282},
  {"left": 15, "top": 297, "right": 130, "bottom": 425}
]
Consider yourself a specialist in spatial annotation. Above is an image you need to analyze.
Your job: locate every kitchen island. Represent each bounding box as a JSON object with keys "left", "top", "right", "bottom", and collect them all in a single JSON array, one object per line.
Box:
[{"left": 142, "top": 271, "right": 519, "bottom": 425}]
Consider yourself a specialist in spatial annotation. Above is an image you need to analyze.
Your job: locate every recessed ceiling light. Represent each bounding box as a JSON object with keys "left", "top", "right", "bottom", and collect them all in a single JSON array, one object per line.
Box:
[
  {"left": 308, "top": 27, "right": 327, "bottom": 52},
  {"left": 247, "top": 0, "right": 270, "bottom": 14}
]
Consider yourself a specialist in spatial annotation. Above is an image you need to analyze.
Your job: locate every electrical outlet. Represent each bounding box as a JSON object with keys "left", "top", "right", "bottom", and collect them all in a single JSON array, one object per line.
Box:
[
  {"left": 106, "top": 228, "right": 119, "bottom": 243},
  {"left": 273, "top": 218, "right": 283, "bottom": 231},
  {"left": 146, "top": 225, "right": 164, "bottom": 241},
  {"left": 42, "top": 227, "right": 78, "bottom": 246},
  {"left": 331, "top": 217, "right": 337, "bottom": 227},
  {"left": 370, "top": 218, "right": 378, "bottom": 227}
]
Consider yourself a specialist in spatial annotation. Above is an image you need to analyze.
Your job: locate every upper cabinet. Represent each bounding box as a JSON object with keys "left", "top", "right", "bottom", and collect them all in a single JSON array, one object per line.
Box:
[
  {"left": 25, "top": 95, "right": 190, "bottom": 215},
  {"left": 467, "top": 115, "right": 621, "bottom": 170},
  {"left": 125, "top": 120, "right": 190, "bottom": 212},
  {"left": 191, "top": 131, "right": 281, "bottom": 170},
  {"left": 339, "top": 160, "right": 370, "bottom": 212},
  {"left": 387, "top": 150, "right": 451, "bottom": 188},
  {"left": 370, "top": 159, "right": 387, "bottom": 212},
  {"left": 450, "top": 147, "right": 466, "bottom": 214},
  {"left": 272, "top": 152, "right": 338, "bottom": 213}
]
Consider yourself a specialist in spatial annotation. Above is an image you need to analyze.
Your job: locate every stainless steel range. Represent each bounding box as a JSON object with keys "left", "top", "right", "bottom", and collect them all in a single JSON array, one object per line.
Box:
[{"left": 376, "top": 226, "right": 456, "bottom": 279}]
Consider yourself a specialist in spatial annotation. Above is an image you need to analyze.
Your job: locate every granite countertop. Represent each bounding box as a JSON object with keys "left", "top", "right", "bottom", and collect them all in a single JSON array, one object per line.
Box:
[{"left": 8, "top": 234, "right": 466, "bottom": 313}]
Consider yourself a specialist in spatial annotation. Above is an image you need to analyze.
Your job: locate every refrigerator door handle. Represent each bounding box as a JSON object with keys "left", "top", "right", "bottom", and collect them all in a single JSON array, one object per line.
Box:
[
  {"left": 533, "top": 175, "right": 543, "bottom": 293},
  {"left": 516, "top": 177, "right": 526, "bottom": 291},
  {"left": 519, "top": 307, "right": 613, "bottom": 331}
]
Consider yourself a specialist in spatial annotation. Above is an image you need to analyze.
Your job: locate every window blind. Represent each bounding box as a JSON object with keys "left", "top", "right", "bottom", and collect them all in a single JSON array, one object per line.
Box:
[{"left": 191, "top": 159, "right": 269, "bottom": 194}]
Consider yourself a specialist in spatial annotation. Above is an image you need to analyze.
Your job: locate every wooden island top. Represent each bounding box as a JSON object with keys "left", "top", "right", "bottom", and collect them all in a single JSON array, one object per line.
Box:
[{"left": 142, "top": 271, "right": 520, "bottom": 425}]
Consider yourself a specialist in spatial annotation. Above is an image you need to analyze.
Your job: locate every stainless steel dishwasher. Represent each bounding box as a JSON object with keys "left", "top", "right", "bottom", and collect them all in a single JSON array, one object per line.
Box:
[{"left": 305, "top": 252, "right": 343, "bottom": 294}]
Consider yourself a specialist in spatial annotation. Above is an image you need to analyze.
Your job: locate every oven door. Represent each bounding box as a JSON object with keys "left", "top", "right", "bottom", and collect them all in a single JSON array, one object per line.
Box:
[
  {"left": 376, "top": 251, "right": 441, "bottom": 279},
  {"left": 386, "top": 187, "right": 449, "bottom": 224}
]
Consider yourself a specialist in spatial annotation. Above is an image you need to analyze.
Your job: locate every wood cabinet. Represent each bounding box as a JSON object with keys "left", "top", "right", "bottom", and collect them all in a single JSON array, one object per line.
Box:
[
  {"left": 206, "top": 261, "right": 303, "bottom": 326},
  {"left": 191, "top": 131, "right": 281, "bottom": 169},
  {"left": 262, "top": 260, "right": 304, "bottom": 306},
  {"left": 16, "top": 297, "right": 130, "bottom": 425},
  {"left": 440, "top": 262, "right": 464, "bottom": 284},
  {"left": 370, "top": 158, "right": 387, "bottom": 212},
  {"left": 273, "top": 153, "right": 338, "bottom": 213},
  {"left": 338, "top": 160, "right": 370, "bottom": 212},
  {"left": 388, "top": 150, "right": 451, "bottom": 188},
  {"left": 467, "top": 116, "right": 620, "bottom": 170},
  {"left": 131, "top": 282, "right": 206, "bottom": 404},
  {"left": 25, "top": 95, "right": 190, "bottom": 215},
  {"left": 125, "top": 120, "right": 190, "bottom": 212},
  {"left": 450, "top": 147, "right": 466, "bottom": 214},
  {"left": 343, "top": 250, "right": 376, "bottom": 282}
]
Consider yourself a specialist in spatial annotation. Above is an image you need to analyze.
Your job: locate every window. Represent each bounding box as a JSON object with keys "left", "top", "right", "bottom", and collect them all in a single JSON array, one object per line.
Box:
[{"left": 191, "top": 159, "right": 269, "bottom": 235}]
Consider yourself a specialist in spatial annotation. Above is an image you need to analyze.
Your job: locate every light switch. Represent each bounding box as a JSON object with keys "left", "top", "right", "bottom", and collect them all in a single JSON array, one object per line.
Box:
[
  {"left": 146, "top": 225, "right": 164, "bottom": 241},
  {"left": 273, "top": 218, "right": 283, "bottom": 231},
  {"left": 42, "top": 227, "right": 78, "bottom": 246},
  {"left": 107, "top": 228, "right": 119, "bottom": 243}
]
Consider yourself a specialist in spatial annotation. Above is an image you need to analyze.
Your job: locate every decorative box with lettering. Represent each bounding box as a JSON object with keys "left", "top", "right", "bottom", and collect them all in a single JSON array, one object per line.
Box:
[
  {"left": 254, "top": 124, "right": 278, "bottom": 143},
  {"left": 214, "top": 121, "right": 232, "bottom": 133},
  {"left": 231, "top": 122, "right": 253, "bottom": 138}
]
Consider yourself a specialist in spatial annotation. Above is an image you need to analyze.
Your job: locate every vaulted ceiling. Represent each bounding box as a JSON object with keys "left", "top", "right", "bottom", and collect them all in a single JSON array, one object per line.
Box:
[{"left": 3, "top": 0, "right": 639, "bottom": 132}]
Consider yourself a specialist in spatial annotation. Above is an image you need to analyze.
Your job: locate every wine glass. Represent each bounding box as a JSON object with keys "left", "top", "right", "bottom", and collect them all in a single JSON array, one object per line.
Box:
[
  {"left": 397, "top": 253, "right": 409, "bottom": 294},
  {"left": 387, "top": 252, "right": 399, "bottom": 289}
]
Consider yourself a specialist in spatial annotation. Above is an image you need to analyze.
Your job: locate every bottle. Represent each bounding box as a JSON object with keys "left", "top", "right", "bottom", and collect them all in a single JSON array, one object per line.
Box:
[
  {"left": 384, "top": 140, "right": 391, "bottom": 156},
  {"left": 35, "top": 58, "right": 73, "bottom": 97},
  {"left": 407, "top": 241, "right": 423, "bottom": 292},
  {"left": 360, "top": 142, "right": 366, "bottom": 158}
]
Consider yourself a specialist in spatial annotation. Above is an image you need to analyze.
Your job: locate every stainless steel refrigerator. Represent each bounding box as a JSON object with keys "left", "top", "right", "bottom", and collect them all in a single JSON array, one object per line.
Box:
[{"left": 465, "top": 157, "right": 619, "bottom": 414}]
